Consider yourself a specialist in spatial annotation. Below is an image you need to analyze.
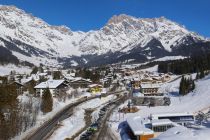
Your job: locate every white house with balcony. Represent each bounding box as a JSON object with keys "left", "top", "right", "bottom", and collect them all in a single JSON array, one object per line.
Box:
[{"left": 34, "top": 80, "right": 68, "bottom": 96}]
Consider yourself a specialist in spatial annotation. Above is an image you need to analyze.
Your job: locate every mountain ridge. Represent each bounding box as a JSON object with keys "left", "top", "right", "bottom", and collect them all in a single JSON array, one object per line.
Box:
[{"left": 0, "top": 5, "right": 209, "bottom": 67}]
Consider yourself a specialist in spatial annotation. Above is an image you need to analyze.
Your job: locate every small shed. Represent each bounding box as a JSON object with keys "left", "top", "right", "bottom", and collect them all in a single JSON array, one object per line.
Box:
[
  {"left": 88, "top": 84, "right": 103, "bottom": 93},
  {"left": 69, "top": 77, "right": 92, "bottom": 88}
]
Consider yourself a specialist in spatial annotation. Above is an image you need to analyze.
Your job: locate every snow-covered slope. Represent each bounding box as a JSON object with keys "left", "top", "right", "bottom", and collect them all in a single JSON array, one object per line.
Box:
[
  {"left": 0, "top": 5, "right": 209, "bottom": 67},
  {"left": 155, "top": 125, "right": 210, "bottom": 140},
  {"left": 80, "top": 14, "right": 205, "bottom": 54}
]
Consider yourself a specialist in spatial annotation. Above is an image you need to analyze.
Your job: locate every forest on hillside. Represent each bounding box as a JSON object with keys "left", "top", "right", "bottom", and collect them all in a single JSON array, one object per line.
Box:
[{"left": 158, "top": 53, "right": 210, "bottom": 75}]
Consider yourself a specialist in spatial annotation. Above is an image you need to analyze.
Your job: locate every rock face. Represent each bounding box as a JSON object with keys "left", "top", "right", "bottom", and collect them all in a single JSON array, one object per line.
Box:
[{"left": 0, "top": 5, "right": 209, "bottom": 67}]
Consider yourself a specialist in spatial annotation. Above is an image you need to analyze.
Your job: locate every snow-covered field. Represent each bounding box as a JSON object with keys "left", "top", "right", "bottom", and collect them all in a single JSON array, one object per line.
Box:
[
  {"left": 154, "top": 56, "right": 186, "bottom": 62},
  {"left": 141, "top": 65, "right": 158, "bottom": 73},
  {"left": 0, "top": 64, "right": 31, "bottom": 76}
]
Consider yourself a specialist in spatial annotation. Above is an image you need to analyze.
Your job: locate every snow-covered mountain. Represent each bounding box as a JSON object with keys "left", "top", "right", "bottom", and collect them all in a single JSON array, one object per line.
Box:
[{"left": 0, "top": 5, "right": 209, "bottom": 67}]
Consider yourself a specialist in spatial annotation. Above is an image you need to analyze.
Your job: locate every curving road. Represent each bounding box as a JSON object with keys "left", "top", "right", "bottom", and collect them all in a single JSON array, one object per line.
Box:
[
  {"left": 23, "top": 90, "right": 124, "bottom": 140},
  {"left": 92, "top": 95, "right": 127, "bottom": 140}
]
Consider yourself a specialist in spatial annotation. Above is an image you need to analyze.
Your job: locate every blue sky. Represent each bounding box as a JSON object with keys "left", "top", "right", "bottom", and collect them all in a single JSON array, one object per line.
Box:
[{"left": 0, "top": 0, "right": 209, "bottom": 37}]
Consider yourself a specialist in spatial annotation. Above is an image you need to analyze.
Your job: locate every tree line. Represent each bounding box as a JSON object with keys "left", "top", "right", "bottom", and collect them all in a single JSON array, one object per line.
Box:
[
  {"left": 158, "top": 53, "right": 210, "bottom": 75},
  {"left": 75, "top": 68, "right": 101, "bottom": 83}
]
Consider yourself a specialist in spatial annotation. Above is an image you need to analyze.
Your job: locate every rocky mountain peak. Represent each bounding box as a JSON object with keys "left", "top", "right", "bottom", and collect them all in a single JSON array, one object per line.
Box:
[
  {"left": 0, "top": 5, "right": 22, "bottom": 12},
  {"left": 107, "top": 14, "right": 136, "bottom": 25},
  {"left": 0, "top": 5, "right": 208, "bottom": 67}
]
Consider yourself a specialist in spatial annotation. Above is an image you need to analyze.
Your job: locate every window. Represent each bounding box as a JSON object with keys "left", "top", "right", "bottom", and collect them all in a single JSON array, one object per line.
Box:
[{"left": 153, "top": 125, "right": 174, "bottom": 132}]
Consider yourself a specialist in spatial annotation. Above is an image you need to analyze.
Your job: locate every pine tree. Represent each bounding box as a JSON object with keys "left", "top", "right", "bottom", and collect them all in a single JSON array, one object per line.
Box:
[
  {"left": 41, "top": 88, "right": 53, "bottom": 113},
  {"left": 200, "top": 69, "right": 205, "bottom": 79},
  {"left": 53, "top": 71, "right": 62, "bottom": 79},
  {"left": 179, "top": 76, "right": 185, "bottom": 95},
  {"left": 196, "top": 72, "right": 200, "bottom": 80},
  {"left": 191, "top": 80, "right": 195, "bottom": 91},
  {"left": 31, "top": 66, "right": 38, "bottom": 74},
  {"left": 27, "top": 79, "right": 37, "bottom": 94}
]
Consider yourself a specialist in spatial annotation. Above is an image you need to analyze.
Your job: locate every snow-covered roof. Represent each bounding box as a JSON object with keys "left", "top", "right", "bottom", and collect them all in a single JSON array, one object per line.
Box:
[
  {"left": 34, "top": 80, "right": 65, "bottom": 89},
  {"left": 154, "top": 126, "right": 210, "bottom": 140},
  {"left": 30, "top": 74, "right": 40, "bottom": 81},
  {"left": 127, "top": 116, "right": 154, "bottom": 135},
  {"left": 21, "top": 78, "right": 33, "bottom": 84},
  {"left": 38, "top": 73, "right": 48, "bottom": 76},
  {"left": 88, "top": 84, "right": 102, "bottom": 88},
  {"left": 133, "top": 77, "right": 141, "bottom": 81},
  {"left": 11, "top": 81, "right": 24, "bottom": 86},
  {"left": 64, "top": 75, "right": 75, "bottom": 80},
  {"left": 64, "top": 74, "right": 75, "bottom": 79},
  {"left": 70, "top": 77, "right": 92, "bottom": 83},
  {"left": 142, "top": 77, "right": 153, "bottom": 81},
  {"left": 152, "top": 112, "right": 194, "bottom": 120},
  {"left": 141, "top": 83, "right": 162, "bottom": 89}
]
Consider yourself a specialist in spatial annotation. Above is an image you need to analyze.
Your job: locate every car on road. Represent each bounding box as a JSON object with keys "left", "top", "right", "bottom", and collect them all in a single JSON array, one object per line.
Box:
[
  {"left": 80, "top": 133, "right": 90, "bottom": 140},
  {"left": 87, "top": 126, "right": 98, "bottom": 132}
]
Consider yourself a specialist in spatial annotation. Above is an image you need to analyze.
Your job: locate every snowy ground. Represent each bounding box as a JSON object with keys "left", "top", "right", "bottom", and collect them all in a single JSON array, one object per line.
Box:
[
  {"left": 107, "top": 74, "right": 210, "bottom": 140},
  {"left": 155, "top": 125, "right": 210, "bottom": 140},
  {"left": 141, "top": 65, "right": 158, "bottom": 73},
  {"left": 0, "top": 64, "right": 31, "bottom": 76},
  {"left": 48, "top": 94, "right": 117, "bottom": 140},
  {"left": 16, "top": 89, "right": 92, "bottom": 140},
  {"left": 154, "top": 56, "right": 186, "bottom": 62}
]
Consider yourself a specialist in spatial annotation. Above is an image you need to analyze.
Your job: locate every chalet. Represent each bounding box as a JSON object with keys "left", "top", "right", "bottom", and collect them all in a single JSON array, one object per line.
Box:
[
  {"left": 105, "top": 73, "right": 113, "bottom": 81},
  {"left": 69, "top": 77, "right": 92, "bottom": 88},
  {"left": 38, "top": 72, "right": 48, "bottom": 79},
  {"left": 34, "top": 80, "right": 68, "bottom": 96},
  {"left": 140, "top": 84, "right": 162, "bottom": 96},
  {"left": 141, "top": 77, "right": 153, "bottom": 84},
  {"left": 64, "top": 74, "right": 75, "bottom": 81},
  {"left": 9, "top": 81, "right": 24, "bottom": 95},
  {"left": 100, "top": 78, "right": 111, "bottom": 88},
  {"left": 21, "top": 77, "right": 35, "bottom": 85},
  {"left": 88, "top": 84, "right": 103, "bottom": 94},
  {"left": 162, "top": 74, "right": 171, "bottom": 82},
  {"left": 131, "top": 78, "right": 141, "bottom": 89},
  {"left": 151, "top": 76, "right": 163, "bottom": 83}
]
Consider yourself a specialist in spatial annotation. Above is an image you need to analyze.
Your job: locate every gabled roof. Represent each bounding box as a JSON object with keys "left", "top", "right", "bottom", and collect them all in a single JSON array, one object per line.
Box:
[
  {"left": 38, "top": 73, "right": 48, "bottom": 76},
  {"left": 141, "top": 83, "right": 161, "bottom": 89},
  {"left": 88, "top": 84, "right": 102, "bottom": 88},
  {"left": 34, "top": 80, "right": 65, "bottom": 89},
  {"left": 10, "top": 81, "right": 24, "bottom": 87},
  {"left": 21, "top": 78, "right": 33, "bottom": 84},
  {"left": 64, "top": 74, "right": 75, "bottom": 80},
  {"left": 70, "top": 77, "right": 92, "bottom": 83},
  {"left": 151, "top": 119, "right": 174, "bottom": 127}
]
